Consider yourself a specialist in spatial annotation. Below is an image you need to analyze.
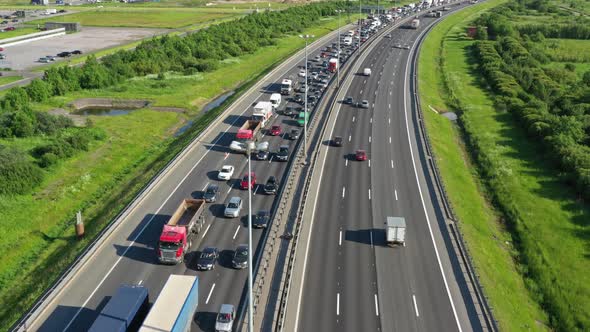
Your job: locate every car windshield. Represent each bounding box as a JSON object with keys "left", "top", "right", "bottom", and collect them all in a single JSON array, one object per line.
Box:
[
  {"left": 217, "top": 313, "right": 232, "bottom": 323},
  {"left": 221, "top": 167, "right": 231, "bottom": 173},
  {"left": 258, "top": 211, "right": 269, "bottom": 217},
  {"left": 228, "top": 203, "right": 238, "bottom": 209},
  {"left": 237, "top": 249, "right": 248, "bottom": 257},
  {"left": 206, "top": 187, "right": 216, "bottom": 194},
  {"left": 159, "top": 241, "right": 181, "bottom": 250},
  {"left": 280, "top": 148, "right": 288, "bottom": 153},
  {"left": 201, "top": 250, "right": 215, "bottom": 258}
]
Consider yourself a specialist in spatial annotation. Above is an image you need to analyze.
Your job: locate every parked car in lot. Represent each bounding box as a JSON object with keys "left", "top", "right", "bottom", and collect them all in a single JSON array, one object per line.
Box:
[
  {"left": 72, "top": 50, "right": 83, "bottom": 55},
  {"left": 38, "top": 57, "right": 50, "bottom": 63},
  {"left": 224, "top": 197, "right": 242, "bottom": 218},
  {"left": 196, "top": 247, "right": 219, "bottom": 270},
  {"left": 57, "top": 51, "right": 71, "bottom": 57},
  {"left": 203, "top": 184, "right": 219, "bottom": 202},
  {"left": 218, "top": 165, "right": 234, "bottom": 180},
  {"left": 253, "top": 210, "right": 270, "bottom": 228},
  {"left": 333, "top": 136, "right": 343, "bottom": 147},
  {"left": 232, "top": 244, "right": 248, "bottom": 269},
  {"left": 240, "top": 172, "right": 256, "bottom": 190},
  {"left": 263, "top": 176, "right": 279, "bottom": 195},
  {"left": 45, "top": 55, "right": 56, "bottom": 61},
  {"left": 355, "top": 150, "right": 367, "bottom": 161}
]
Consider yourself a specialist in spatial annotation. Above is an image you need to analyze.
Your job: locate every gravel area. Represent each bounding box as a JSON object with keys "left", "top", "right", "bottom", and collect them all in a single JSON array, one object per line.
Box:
[{"left": 0, "top": 26, "right": 168, "bottom": 70}]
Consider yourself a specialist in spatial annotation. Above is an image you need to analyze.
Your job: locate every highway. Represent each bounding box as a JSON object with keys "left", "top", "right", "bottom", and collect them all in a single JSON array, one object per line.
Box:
[
  {"left": 295, "top": 4, "right": 482, "bottom": 332},
  {"left": 23, "top": 23, "right": 354, "bottom": 332}
]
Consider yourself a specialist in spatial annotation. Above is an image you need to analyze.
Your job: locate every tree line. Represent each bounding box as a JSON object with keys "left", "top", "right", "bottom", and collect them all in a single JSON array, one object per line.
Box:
[{"left": 472, "top": 0, "right": 590, "bottom": 330}]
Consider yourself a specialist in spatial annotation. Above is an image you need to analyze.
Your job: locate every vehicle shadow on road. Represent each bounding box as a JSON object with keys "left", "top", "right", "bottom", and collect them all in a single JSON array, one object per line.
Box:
[
  {"left": 36, "top": 300, "right": 106, "bottom": 332},
  {"left": 345, "top": 229, "right": 387, "bottom": 247},
  {"left": 194, "top": 311, "right": 217, "bottom": 332},
  {"left": 218, "top": 249, "right": 235, "bottom": 269},
  {"left": 222, "top": 114, "right": 243, "bottom": 126},
  {"left": 127, "top": 213, "right": 170, "bottom": 246},
  {"left": 113, "top": 244, "right": 158, "bottom": 265}
]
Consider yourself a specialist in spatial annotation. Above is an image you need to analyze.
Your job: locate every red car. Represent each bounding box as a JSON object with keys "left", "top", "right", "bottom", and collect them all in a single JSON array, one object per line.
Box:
[
  {"left": 270, "top": 125, "right": 282, "bottom": 136},
  {"left": 355, "top": 150, "right": 367, "bottom": 161},
  {"left": 240, "top": 172, "right": 256, "bottom": 190},
  {"left": 5, "top": 27, "right": 15, "bottom": 31}
]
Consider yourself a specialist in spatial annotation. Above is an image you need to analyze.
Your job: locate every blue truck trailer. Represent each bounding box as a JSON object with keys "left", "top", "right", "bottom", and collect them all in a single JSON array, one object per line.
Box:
[
  {"left": 139, "top": 275, "right": 199, "bottom": 332},
  {"left": 88, "top": 285, "right": 149, "bottom": 332}
]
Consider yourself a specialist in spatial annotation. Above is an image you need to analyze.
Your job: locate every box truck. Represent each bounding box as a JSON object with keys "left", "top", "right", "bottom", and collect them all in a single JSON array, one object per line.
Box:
[
  {"left": 386, "top": 217, "right": 406, "bottom": 246},
  {"left": 89, "top": 285, "right": 149, "bottom": 332}
]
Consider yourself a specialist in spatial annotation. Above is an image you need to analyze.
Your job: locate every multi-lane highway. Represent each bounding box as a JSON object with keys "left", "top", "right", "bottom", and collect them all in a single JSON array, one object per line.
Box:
[
  {"left": 294, "top": 3, "right": 482, "bottom": 332},
  {"left": 22, "top": 23, "right": 356, "bottom": 332}
]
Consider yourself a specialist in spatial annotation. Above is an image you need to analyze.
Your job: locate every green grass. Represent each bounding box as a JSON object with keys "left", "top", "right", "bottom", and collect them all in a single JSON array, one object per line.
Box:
[
  {"left": 0, "top": 14, "right": 360, "bottom": 330},
  {"left": 543, "top": 38, "right": 590, "bottom": 63},
  {"left": 28, "top": 8, "right": 240, "bottom": 28},
  {"left": 0, "top": 75, "right": 23, "bottom": 86},
  {"left": 0, "top": 27, "right": 39, "bottom": 41},
  {"left": 418, "top": 0, "right": 551, "bottom": 330}
]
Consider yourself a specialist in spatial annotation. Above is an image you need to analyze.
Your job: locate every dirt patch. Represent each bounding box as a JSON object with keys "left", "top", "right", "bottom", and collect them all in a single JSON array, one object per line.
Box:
[
  {"left": 69, "top": 98, "right": 150, "bottom": 110},
  {"left": 150, "top": 106, "right": 186, "bottom": 113},
  {"left": 49, "top": 108, "right": 86, "bottom": 126}
]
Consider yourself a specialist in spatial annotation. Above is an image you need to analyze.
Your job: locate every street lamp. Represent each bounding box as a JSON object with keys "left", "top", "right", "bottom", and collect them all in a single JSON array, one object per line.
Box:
[
  {"left": 299, "top": 34, "right": 314, "bottom": 165},
  {"left": 246, "top": 144, "right": 254, "bottom": 332},
  {"left": 335, "top": 9, "right": 344, "bottom": 88}
]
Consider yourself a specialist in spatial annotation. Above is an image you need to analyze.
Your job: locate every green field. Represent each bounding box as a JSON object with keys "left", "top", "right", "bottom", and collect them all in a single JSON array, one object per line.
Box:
[
  {"left": 418, "top": 0, "right": 552, "bottom": 330},
  {"left": 0, "top": 14, "right": 360, "bottom": 330},
  {"left": 0, "top": 75, "right": 23, "bottom": 86},
  {"left": 0, "top": 27, "right": 39, "bottom": 41},
  {"left": 28, "top": 8, "right": 241, "bottom": 28},
  {"left": 543, "top": 38, "right": 590, "bottom": 63}
]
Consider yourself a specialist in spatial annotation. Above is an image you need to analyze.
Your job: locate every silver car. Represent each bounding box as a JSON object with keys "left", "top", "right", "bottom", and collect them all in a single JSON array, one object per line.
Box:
[
  {"left": 224, "top": 197, "right": 242, "bottom": 218},
  {"left": 215, "top": 304, "right": 235, "bottom": 332}
]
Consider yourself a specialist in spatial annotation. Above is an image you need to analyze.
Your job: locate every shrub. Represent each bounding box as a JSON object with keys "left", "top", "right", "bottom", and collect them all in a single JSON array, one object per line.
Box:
[{"left": 0, "top": 146, "right": 44, "bottom": 195}]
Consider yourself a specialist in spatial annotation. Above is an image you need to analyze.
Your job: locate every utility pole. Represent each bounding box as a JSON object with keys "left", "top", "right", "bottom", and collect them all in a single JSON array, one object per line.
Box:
[
  {"left": 335, "top": 9, "right": 344, "bottom": 88},
  {"left": 299, "top": 34, "right": 314, "bottom": 165},
  {"left": 246, "top": 145, "right": 253, "bottom": 332}
]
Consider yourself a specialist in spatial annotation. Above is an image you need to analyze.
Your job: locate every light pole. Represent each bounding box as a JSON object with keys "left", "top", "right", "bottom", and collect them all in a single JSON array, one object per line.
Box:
[
  {"left": 299, "top": 34, "right": 314, "bottom": 165},
  {"left": 335, "top": 9, "right": 344, "bottom": 88},
  {"left": 246, "top": 145, "right": 253, "bottom": 332}
]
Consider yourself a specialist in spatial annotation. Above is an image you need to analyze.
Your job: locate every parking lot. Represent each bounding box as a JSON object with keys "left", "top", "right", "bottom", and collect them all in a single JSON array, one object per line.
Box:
[{"left": 0, "top": 26, "right": 168, "bottom": 70}]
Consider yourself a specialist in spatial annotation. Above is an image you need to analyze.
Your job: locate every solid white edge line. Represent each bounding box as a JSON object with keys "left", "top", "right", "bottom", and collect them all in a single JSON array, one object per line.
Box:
[
  {"left": 375, "top": 294, "right": 380, "bottom": 316},
  {"left": 368, "top": 159, "right": 371, "bottom": 168},
  {"left": 368, "top": 189, "right": 371, "bottom": 200},
  {"left": 370, "top": 230, "right": 374, "bottom": 248},
  {"left": 206, "top": 283, "right": 216, "bottom": 304},
  {"left": 345, "top": 159, "right": 348, "bottom": 167},
  {"left": 413, "top": 294, "right": 420, "bottom": 317},
  {"left": 337, "top": 293, "right": 340, "bottom": 316},
  {"left": 391, "top": 160, "right": 394, "bottom": 169},
  {"left": 349, "top": 135, "right": 352, "bottom": 142},
  {"left": 339, "top": 231, "right": 342, "bottom": 246},
  {"left": 201, "top": 224, "right": 212, "bottom": 239},
  {"left": 226, "top": 186, "right": 232, "bottom": 194},
  {"left": 403, "top": 29, "right": 462, "bottom": 332},
  {"left": 233, "top": 225, "right": 240, "bottom": 239},
  {"left": 395, "top": 189, "right": 398, "bottom": 201}
]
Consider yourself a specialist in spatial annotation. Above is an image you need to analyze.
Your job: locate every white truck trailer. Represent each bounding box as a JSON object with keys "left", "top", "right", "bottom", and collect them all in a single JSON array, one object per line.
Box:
[
  {"left": 139, "top": 275, "right": 199, "bottom": 332},
  {"left": 386, "top": 217, "right": 406, "bottom": 246},
  {"left": 252, "top": 101, "right": 273, "bottom": 127}
]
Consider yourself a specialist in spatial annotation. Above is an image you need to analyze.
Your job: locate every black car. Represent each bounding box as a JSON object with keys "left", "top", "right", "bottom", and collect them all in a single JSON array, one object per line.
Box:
[
  {"left": 293, "top": 94, "right": 304, "bottom": 104},
  {"left": 203, "top": 184, "right": 219, "bottom": 202},
  {"left": 283, "top": 106, "right": 296, "bottom": 117},
  {"left": 288, "top": 129, "right": 300, "bottom": 140},
  {"left": 253, "top": 210, "right": 270, "bottom": 228},
  {"left": 257, "top": 149, "right": 269, "bottom": 160},
  {"left": 333, "top": 136, "right": 343, "bottom": 147},
  {"left": 232, "top": 244, "right": 248, "bottom": 269},
  {"left": 263, "top": 176, "right": 279, "bottom": 195},
  {"left": 276, "top": 145, "right": 289, "bottom": 161},
  {"left": 308, "top": 95, "right": 318, "bottom": 106},
  {"left": 71, "top": 50, "right": 83, "bottom": 55},
  {"left": 196, "top": 247, "right": 219, "bottom": 270},
  {"left": 344, "top": 96, "right": 354, "bottom": 104},
  {"left": 57, "top": 51, "right": 71, "bottom": 57}
]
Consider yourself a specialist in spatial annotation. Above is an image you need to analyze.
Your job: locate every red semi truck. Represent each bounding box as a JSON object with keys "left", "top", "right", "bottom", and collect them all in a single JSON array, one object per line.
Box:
[
  {"left": 157, "top": 199, "right": 205, "bottom": 264},
  {"left": 236, "top": 120, "right": 262, "bottom": 142}
]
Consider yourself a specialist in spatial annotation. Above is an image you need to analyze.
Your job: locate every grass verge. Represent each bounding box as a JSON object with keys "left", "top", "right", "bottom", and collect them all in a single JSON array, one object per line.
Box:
[
  {"left": 0, "top": 75, "right": 23, "bottom": 86},
  {"left": 418, "top": 1, "right": 552, "bottom": 330},
  {"left": 0, "top": 14, "right": 359, "bottom": 331},
  {"left": 0, "top": 27, "right": 38, "bottom": 41}
]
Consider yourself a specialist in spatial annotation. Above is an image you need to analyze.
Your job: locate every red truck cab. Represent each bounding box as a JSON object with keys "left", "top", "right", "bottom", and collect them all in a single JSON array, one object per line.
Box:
[
  {"left": 240, "top": 172, "right": 256, "bottom": 190},
  {"left": 270, "top": 125, "right": 281, "bottom": 136},
  {"left": 158, "top": 225, "right": 187, "bottom": 264}
]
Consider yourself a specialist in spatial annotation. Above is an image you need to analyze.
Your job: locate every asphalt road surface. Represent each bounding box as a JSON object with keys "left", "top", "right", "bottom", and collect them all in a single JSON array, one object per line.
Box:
[
  {"left": 22, "top": 23, "right": 355, "bottom": 332},
  {"left": 297, "top": 4, "right": 483, "bottom": 332}
]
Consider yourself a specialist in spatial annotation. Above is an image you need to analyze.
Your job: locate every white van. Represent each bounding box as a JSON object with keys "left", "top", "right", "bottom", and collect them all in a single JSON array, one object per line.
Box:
[
  {"left": 363, "top": 68, "right": 371, "bottom": 76},
  {"left": 269, "top": 93, "right": 281, "bottom": 109},
  {"left": 343, "top": 37, "right": 352, "bottom": 45}
]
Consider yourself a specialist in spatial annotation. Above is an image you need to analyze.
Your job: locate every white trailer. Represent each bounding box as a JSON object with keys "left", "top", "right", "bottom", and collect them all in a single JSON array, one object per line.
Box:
[{"left": 386, "top": 217, "right": 406, "bottom": 246}]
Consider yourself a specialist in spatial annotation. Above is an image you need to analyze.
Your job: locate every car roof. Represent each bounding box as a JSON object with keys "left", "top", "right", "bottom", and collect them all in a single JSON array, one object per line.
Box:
[
  {"left": 280, "top": 144, "right": 289, "bottom": 148},
  {"left": 237, "top": 244, "right": 248, "bottom": 250},
  {"left": 203, "top": 246, "right": 217, "bottom": 252},
  {"left": 207, "top": 184, "right": 219, "bottom": 190},
  {"left": 229, "top": 196, "right": 241, "bottom": 203}
]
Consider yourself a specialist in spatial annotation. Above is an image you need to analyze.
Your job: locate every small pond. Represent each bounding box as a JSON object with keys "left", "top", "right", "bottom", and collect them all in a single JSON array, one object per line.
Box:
[
  {"left": 202, "top": 91, "right": 235, "bottom": 114},
  {"left": 74, "top": 108, "right": 135, "bottom": 116}
]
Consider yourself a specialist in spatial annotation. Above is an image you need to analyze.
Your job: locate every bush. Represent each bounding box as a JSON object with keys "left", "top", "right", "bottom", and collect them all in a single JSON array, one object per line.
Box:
[{"left": 0, "top": 146, "right": 44, "bottom": 195}]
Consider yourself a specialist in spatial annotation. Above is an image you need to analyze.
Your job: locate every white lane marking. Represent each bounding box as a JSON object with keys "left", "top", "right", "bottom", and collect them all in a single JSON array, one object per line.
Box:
[
  {"left": 389, "top": 137, "right": 392, "bottom": 144},
  {"left": 360, "top": 89, "right": 363, "bottom": 94},
  {"left": 391, "top": 160, "right": 394, "bottom": 168},
  {"left": 269, "top": 155, "right": 274, "bottom": 164},
  {"left": 224, "top": 153, "right": 229, "bottom": 160},
  {"left": 233, "top": 226, "right": 240, "bottom": 239},
  {"left": 339, "top": 231, "right": 342, "bottom": 246},
  {"left": 201, "top": 224, "right": 211, "bottom": 239},
  {"left": 352, "top": 116, "right": 355, "bottom": 122},
  {"left": 372, "top": 103, "right": 375, "bottom": 108},
  {"left": 395, "top": 190, "right": 398, "bottom": 201},
  {"left": 413, "top": 294, "right": 420, "bottom": 317},
  {"left": 345, "top": 159, "right": 348, "bottom": 167},
  {"left": 403, "top": 33, "right": 463, "bottom": 332},
  {"left": 206, "top": 284, "right": 216, "bottom": 304},
  {"left": 370, "top": 117, "right": 373, "bottom": 123},
  {"left": 370, "top": 230, "right": 374, "bottom": 248},
  {"left": 342, "top": 186, "right": 346, "bottom": 198},
  {"left": 374, "top": 91, "right": 377, "bottom": 96},
  {"left": 389, "top": 118, "right": 391, "bottom": 124},
  {"left": 349, "top": 135, "right": 352, "bottom": 142},
  {"left": 368, "top": 159, "right": 371, "bottom": 168},
  {"left": 368, "top": 189, "right": 371, "bottom": 200},
  {"left": 375, "top": 294, "right": 380, "bottom": 316},
  {"left": 226, "top": 186, "right": 232, "bottom": 194},
  {"left": 254, "top": 185, "right": 260, "bottom": 195},
  {"left": 369, "top": 136, "right": 372, "bottom": 143},
  {"left": 337, "top": 293, "right": 340, "bottom": 316},
  {"left": 390, "top": 91, "right": 392, "bottom": 95},
  {"left": 202, "top": 182, "right": 209, "bottom": 191},
  {"left": 364, "top": 80, "right": 366, "bottom": 84},
  {"left": 137, "top": 280, "right": 143, "bottom": 286}
]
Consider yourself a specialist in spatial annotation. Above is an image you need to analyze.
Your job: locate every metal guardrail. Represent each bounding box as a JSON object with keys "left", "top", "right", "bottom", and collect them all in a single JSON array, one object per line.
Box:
[{"left": 409, "top": 7, "right": 499, "bottom": 331}]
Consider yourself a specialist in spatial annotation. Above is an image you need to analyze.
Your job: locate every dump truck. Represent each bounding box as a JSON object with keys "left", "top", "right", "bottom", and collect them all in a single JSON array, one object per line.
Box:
[
  {"left": 89, "top": 285, "right": 149, "bottom": 332},
  {"left": 139, "top": 275, "right": 198, "bottom": 332},
  {"left": 236, "top": 120, "right": 262, "bottom": 142},
  {"left": 252, "top": 101, "right": 273, "bottom": 127},
  {"left": 386, "top": 216, "right": 406, "bottom": 246},
  {"left": 157, "top": 199, "right": 205, "bottom": 264}
]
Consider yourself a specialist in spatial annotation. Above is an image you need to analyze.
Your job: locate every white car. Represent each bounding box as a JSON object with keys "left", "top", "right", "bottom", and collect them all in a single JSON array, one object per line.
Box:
[
  {"left": 218, "top": 165, "right": 234, "bottom": 180},
  {"left": 298, "top": 69, "right": 306, "bottom": 77}
]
